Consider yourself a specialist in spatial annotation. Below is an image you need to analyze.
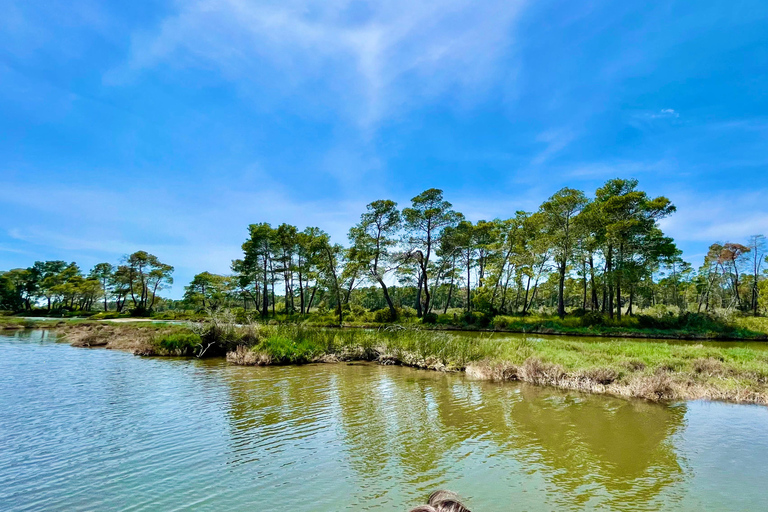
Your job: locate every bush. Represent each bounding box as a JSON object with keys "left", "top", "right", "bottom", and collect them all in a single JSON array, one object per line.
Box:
[
  {"left": 373, "top": 308, "right": 397, "bottom": 323},
  {"left": 460, "top": 311, "right": 489, "bottom": 327},
  {"left": 422, "top": 312, "right": 438, "bottom": 324},
  {"left": 493, "top": 316, "right": 514, "bottom": 330},
  {"left": 581, "top": 312, "right": 606, "bottom": 327},
  {"left": 157, "top": 333, "right": 201, "bottom": 356},
  {"left": 570, "top": 308, "right": 588, "bottom": 317}
]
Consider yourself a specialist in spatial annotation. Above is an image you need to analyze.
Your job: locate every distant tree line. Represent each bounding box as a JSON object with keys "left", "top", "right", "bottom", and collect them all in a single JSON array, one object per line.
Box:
[
  {"left": 2, "top": 178, "right": 767, "bottom": 320},
  {"left": 0, "top": 251, "right": 173, "bottom": 315}
]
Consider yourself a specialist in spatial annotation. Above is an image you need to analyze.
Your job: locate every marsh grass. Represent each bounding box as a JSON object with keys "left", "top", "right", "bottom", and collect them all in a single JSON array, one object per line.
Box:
[{"left": 38, "top": 316, "right": 768, "bottom": 404}]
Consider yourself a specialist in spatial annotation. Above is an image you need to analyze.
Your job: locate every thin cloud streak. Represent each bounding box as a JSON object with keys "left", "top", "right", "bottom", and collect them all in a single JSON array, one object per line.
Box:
[{"left": 112, "top": 0, "right": 527, "bottom": 127}]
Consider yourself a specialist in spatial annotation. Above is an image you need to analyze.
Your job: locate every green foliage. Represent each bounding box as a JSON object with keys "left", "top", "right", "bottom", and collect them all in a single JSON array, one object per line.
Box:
[
  {"left": 157, "top": 333, "right": 202, "bottom": 356},
  {"left": 580, "top": 311, "right": 606, "bottom": 327},
  {"left": 422, "top": 312, "right": 438, "bottom": 324},
  {"left": 373, "top": 307, "right": 397, "bottom": 323}
]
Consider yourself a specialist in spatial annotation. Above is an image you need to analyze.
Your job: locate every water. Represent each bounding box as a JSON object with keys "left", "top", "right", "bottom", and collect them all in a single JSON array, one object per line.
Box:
[{"left": 1, "top": 331, "right": 767, "bottom": 511}]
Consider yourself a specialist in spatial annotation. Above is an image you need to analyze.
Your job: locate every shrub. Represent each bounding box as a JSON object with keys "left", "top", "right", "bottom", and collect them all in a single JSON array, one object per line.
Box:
[
  {"left": 157, "top": 333, "right": 202, "bottom": 356},
  {"left": 493, "top": 316, "right": 514, "bottom": 330},
  {"left": 422, "top": 312, "right": 438, "bottom": 324},
  {"left": 476, "top": 312, "right": 492, "bottom": 328},
  {"left": 373, "top": 308, "right": 397, "bottom": 323},
  {"left": 130, "top": 307, "right": 151, "bottom": 317},
  {"left": 581, "top": 312, "right": 605, "bottom": 327}
]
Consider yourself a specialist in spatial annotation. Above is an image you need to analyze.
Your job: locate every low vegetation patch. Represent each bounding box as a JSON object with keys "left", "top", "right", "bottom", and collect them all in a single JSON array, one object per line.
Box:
[{"left": 21, "top": 316, "right": 768, "bottom": 405}]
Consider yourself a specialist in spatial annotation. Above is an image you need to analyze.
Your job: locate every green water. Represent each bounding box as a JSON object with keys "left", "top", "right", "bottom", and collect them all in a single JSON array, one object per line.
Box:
[{"left": 1, "top": 331, "right": 767, "bottom": 511}]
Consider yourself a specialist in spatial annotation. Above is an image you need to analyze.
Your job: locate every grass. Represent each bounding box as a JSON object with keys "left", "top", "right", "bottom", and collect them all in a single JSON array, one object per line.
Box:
[
  {"left": 221, "top": 323, "right": 768, "bottom": 404},
  {"left": 10, "top": 316, "right": 768, "bottom": 405}
]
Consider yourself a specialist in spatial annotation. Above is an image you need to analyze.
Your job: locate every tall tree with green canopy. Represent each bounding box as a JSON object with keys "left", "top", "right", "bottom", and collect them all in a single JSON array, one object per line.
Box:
[
  {"left": 33, "top": 260, "right": 68, "bottom": 310},
  {"left": 111, "top": 265, "right": 132, "bottom": 313},
  {"left": 446, "top": 220, "right": 476, "bottom": 312},
  {"left": 348, "top": 199, "right": 402, "bottom": 318},
  {"left": 184, "top": 271, "right": 229, "bottom": 311},
  {"left": 316, "top": 232, "right": 345, "bottom": 326},
  {"left": 90, "top": 263, "right": 114, "bottom": 312},
  {"left": 512, "top": 211, "right": 550, "bottom": 314},
  {"left": 2, "top": 267, "right": 39, "bottom": 310},
  {"left": 0, "top": 271, "right": 24, "bottom": 311},
  {"left": 242, "top": 223, "right": 275, "bottom": 317},
  {"left": 747, "top": 235, "right": 767, "bottom": 316},
  {"left": 594, "top": 178, "right": 675, "bottom": 319},
  {"left": 125, "top": 251, "right": 174, "bottom": 314},
  {"left": 274, "top": 223, "right": 298, "bottom": 313},
  {"left": 540, "top": 187, "right": 589, "bottom": 318},
  {"left": 402, "top": 189, "right": 461, "bottom": 317},
  {"left": 296, "top": 227, "right": 325, "bottom": 314}
]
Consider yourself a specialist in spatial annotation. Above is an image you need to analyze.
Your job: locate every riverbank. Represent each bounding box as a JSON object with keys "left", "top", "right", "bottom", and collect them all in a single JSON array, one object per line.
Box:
[
  {"left": 9, "top": 319, "right": 764, "bottom": 405},
  {"left": 3, "top": 311, "right": 767, "bottom": 340}
]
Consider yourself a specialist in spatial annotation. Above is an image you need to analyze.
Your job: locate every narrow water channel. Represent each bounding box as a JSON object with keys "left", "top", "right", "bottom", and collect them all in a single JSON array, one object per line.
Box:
[{"left": 1, "top": 330, "right": 767, "bottom": 511}]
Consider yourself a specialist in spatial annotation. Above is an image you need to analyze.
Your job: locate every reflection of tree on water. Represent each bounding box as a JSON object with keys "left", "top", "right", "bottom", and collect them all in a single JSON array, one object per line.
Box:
[
  {"left": 220, "top": 362, "right": 686, "bottom": 511},
  {"left": 222, "top": 364, "right": 339, "bottom": 467},
  {"left": 501, "top": 384, "right": 686, "bottom": 510},
  {"left": 333, "top": 367, "right": 687, "bottom": 511}
]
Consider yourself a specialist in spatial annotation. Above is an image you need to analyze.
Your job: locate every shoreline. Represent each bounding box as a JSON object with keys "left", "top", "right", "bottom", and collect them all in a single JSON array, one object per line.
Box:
[
  {"left": 6, "top": 320, "right": 763, "bottom": 406},
  {"left": 3, "top": 316, "right": 766, "bottom": 342}
]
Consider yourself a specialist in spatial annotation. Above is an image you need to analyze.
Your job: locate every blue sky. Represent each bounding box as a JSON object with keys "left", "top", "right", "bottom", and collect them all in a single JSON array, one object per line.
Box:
[{"left": 2, "top": 0, "right": 768, "bottom": 298}]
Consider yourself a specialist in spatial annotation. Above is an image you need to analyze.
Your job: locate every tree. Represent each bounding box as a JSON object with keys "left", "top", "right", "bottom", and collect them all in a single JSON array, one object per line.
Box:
[
  {"left": 0, "top": 271, "right": 24, "bottom": 311},
  {"left": 296, "top": 227, "right": 325, "bottom": 314},
  {"left": 594, "top": 179, "right": 675, "bottom": 319},
  {"left": 90, "top": 263, "right": 114, "bottom": 312},
  {"left": 33, "top": 260, "right": 68, "bottom": 310},
  {"left": 717, "top": 243, "right": 750, "bottom": 310},
  {"left": 402, "top": 189, "right": 461, "bottom": 317},
  {"left": 540, "top": 188, "right": 589, "bottom": 318},
  {"left": 242, "top": 223, "right": 275, "bottom": 317},
  {"left": 111, "top": 266, "right": 132, "bottom": 313},
  {"left": 184, "top": 272, "right": 229, "bottom": 311},
  {"left": 125, "top": 251, "right": 174, "bottom": 314},
  {"left": 349, "top": 200, "right": 402, "bottom": 318},
  {"left": 747, "top": 235, "right": 766, "bottom": 316},
  {"left": 317, "top": 233, "right": 345, "bottom": 326},
  {"left": 274, "top": 223, "right": 298, "bottom": 313}
]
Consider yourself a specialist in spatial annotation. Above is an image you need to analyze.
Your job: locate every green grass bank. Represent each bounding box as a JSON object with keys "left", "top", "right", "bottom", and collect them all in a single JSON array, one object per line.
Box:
[{"left": 12, "top": 318, "right": 765, "bottom": 406}]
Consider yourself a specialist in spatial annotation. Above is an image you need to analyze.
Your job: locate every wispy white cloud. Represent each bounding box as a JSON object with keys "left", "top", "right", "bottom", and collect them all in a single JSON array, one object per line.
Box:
[
  {"left": 530, "top": 128, "right": 577, "bottom": 165},
  {"left": 110, "top": 0, "right": 527, "bottom": 128},
  {"left": 633, "top": 108, "right": 680, "bottom": 121},
  {"left": 659, "top": 189, "right": 768, "bottom": 244}
]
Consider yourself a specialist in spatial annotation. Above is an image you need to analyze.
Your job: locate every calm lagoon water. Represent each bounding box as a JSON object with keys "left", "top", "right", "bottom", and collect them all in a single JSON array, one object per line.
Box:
[{"left": 1, "top": 330, "right": 767, "bottom": 511}]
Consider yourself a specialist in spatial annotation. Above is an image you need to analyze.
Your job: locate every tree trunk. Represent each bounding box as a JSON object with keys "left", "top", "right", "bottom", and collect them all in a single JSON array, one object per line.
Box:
[
  {"left": 377, "top": 277, "right": 397, "bottom": 317},
  {"left": 466, "top": 251, "right": 471, "bottom": 312},
  {"left": 522, "top": 274, "right": 532, "bottom": 314},
  {"left": 557, "top": 257, "right": 566, "bottom": 319},
  {"left": 298, "top": 271, "right": 305, "bottom": 315},
  {"left": 262, "top": 257, "right": 269, "bottom": 317},
  {"left": 415, "top": 270, "right": 423, "bottom": 318}
]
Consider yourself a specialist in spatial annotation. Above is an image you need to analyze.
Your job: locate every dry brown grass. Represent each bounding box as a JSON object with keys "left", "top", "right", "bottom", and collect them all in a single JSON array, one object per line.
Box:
[
  {"left": 56, "top": 322, "right": 190, "bottom": 355},
  {"left": 226, "top": 346, "right": 272, "bottom": 365},
  {"left": 464, "top": 357, "right": 768, "bottom": 404}
]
